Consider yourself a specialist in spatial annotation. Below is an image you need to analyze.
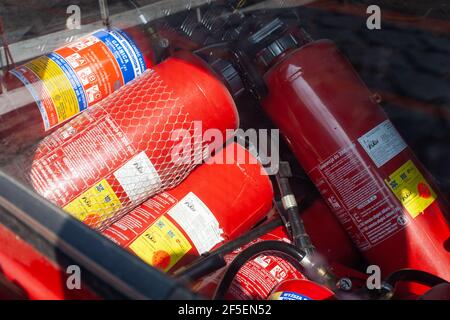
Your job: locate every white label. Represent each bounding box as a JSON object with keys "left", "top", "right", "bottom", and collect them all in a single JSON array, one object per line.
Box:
[
  {"left": 168, "top": 192, "right": 224, "bottom": 254},
  {"left": 358, "top": 120, "right": 407, "bottom": 168},
  {"left": 270, "top": 265, "right": 287, "bottom": 282},
  {"left": 254, "top": 255, "right": 270, "bottom": 268},
  {"left": 113, "top": 151, "right": 161, "bottom": 203}
]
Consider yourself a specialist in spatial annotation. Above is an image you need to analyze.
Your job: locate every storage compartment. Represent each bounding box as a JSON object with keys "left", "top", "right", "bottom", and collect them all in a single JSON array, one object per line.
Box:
[{"left": 0, "top": 0, "right": 449, "bottom": 300}]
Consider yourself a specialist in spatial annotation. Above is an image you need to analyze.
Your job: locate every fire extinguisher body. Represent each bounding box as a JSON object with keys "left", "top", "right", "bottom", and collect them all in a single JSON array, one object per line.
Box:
[
  {"left": 193, "top": 226, "right": 306, "bottom": 300},
  {"left": 300, "top": 198, "right": 363, "bottom": 268},
  {"left": 102, "top": 143, "right": 273, "bottom": 273},
  {"left": 16, "top": 53, "right": 238, "bottom": 229},
  {"left": 193, "top": 198, "right": 363, "bottom": 300},
  {"left": 268, "top": 279, "right": 335, "bottom": 300},
  {"left": 0, "top": 26, "right": 155, "bottom": 157},
  {"left": 261, "top": 40, "right": 450, "bottom": 281}
]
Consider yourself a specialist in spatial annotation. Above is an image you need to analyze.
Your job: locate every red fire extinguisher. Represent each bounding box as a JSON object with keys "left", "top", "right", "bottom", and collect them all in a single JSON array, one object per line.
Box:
[
  {"left": 240, "top": 19, "right": 450, "bottom": 282},
  {"left": 192, "top": 198, "right": 362, "bottom": 300},
  {"left": 299, "top": 197, "right": 362, "bottom": 268},
  {"left": 9, "top": 52, "right": 240, "bottom": 230},
  {"left": 102, "top": 142, "right": 273, "bottom": 273},
  {"left": 0, "top": 25, "right": 161, "bottom": 158},
  {"left": 268, "top": 279, "right": 335, "bottom": 300}
]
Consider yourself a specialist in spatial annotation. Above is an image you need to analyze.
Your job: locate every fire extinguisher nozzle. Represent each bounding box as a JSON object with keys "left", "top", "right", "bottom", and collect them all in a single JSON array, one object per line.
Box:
[{"left": 275, "top": 161, "right": 315, "bottom": 254}]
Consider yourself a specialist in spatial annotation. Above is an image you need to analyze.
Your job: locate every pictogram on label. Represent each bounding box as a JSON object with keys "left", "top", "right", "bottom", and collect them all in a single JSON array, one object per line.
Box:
[
  {"left": 129, "top": 216, "right": 192, "bottom": 272},
  {"left": 309, "top": 144, "right": 406, "bottom": 251},
  {"left": 385, "top": 160, "right": 437, "bottom": 218},
  {"left": 10, "top": 28, "right": 147, "bottom": 130},
  {"left": 103, "top": 192, "right": 223, "bottom": 272},
  {"left": 63, "top": 179, "right": 122, "bottom": 225}
]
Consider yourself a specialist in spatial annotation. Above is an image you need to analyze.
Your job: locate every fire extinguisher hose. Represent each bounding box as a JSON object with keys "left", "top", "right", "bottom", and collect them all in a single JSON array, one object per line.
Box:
[
  {"left": 275, "top": 161, "right": 315, "bottom": 255},
  {"left": 212, "top": 240, "right": 307, "bottom": 300},
  {"left": 384, "top": 269, "right": 449, "bottom": 289}
]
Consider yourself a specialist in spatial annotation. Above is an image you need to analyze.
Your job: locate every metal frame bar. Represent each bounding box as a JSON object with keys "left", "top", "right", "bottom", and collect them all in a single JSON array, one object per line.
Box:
[
  {"left": 0, "top": 171, "right": 197, "bottom": 299},
  {"left": 0, "top": 0, "right": 214, "bottom": 64}
]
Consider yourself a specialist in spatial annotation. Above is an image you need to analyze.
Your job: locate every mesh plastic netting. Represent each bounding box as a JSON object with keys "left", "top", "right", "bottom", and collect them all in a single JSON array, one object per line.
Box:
[{"left": 3, "top": 67, "right": 236, "bottom": 230}]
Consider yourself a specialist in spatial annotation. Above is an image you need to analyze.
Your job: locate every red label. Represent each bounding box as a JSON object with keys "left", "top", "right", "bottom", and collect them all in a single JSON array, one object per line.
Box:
[
  {"left": 30, "top": 107, "right": 136, "bottom": 207},
  {"left": 194, "top": 229, "right": 305, "bottom": 300},
  {"left": 10, "top": 28, "right": 147, "bottom": 130},
  {"left": 309, "top": 144, "right": 406, "bottom": 250},
  {"left": 55, "top": 35, "right": 123, "bottom": 106},
  {"left": 103, "top": 193, "right": 178, "bottom": 248}
]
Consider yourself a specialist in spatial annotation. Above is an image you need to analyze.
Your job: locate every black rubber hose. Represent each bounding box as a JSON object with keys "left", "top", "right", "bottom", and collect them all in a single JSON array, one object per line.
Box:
[
  {"left": 212, "top": 240, "right": 306, "bottom": 300},
  {"left": 176, "top": 254, "right": 227, "bottom": 285},
  {"left": 175, "top": 217, "right": 283, "bottom": 283},
  {"left": 275, "top": 163, "right": 314, "bottom": 254},
  {"left": 385, "top": 269, "right": 449, "bottom": 289},
  {"left": 206, "top": 217, "right": 283, "bottom": 258},
  {"left": 284, "top": 206, "right": 314, "bottom": 254}
]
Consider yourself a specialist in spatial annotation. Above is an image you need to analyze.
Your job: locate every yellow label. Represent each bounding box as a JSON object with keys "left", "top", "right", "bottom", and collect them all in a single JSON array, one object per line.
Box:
[
  {"left": 26, "top": 56, "right": 79, "bottom": 122},
  {"left": 268, "top": 292, "right": 282, "bottom": 300},
  {"left": 129, "top": 216, "right": 192, "bottom": 272},
  {"left": 385, "top": 160, "right": 436, "bottom": 218},
  {"left": 63, "top": 179, "right": 122, "bottom": 223}
]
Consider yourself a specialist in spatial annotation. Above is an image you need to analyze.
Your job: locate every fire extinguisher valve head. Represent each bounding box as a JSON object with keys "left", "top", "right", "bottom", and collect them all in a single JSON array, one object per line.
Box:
[
  {"left": 256, "top": 33, "right": 298, "bottom": 67},
  {"left": 209, "top": 58, "right": 245, "bottom": 98}
]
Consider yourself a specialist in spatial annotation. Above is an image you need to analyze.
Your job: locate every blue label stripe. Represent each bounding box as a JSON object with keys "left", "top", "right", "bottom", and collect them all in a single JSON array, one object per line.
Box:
[
  {"left": 47, "top": 52, "right": 88, "bottom": 112},
  {"left": 113, "top": 28, "right": 147, "bottom": 75},
  {"left": 279, "top": 291, "right": 312, "bottom": 300},
  {"left": 93, "top": 28, "right": 146, "bottom": 84},
  {"left": 9, "top": 28, "right": 147, "bottom": 132},
  {"left": 10, "top": 68, "right": 51, "bottom": 130}
]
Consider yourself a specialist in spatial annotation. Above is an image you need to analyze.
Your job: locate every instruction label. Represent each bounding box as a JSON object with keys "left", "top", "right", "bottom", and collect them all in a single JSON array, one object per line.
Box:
[
  {"left": 30, "top": 107, "right": 137, "bottom": 207},
  {"left": 309, "top": 144, "right": 407, "bottom": 251},
  {"left": 129, "top": 216, "right": 192, "bottom": 272},
  {"left": 63, "top": 179, "right": 122, "bottom": 225},
  {"left": 193, "top": 230, "right": 304, "bottom": 300},
  {"left": 358, "top": 120, "right": 407, "bottom": 168},
  {"left": 103, "top": 192, "right": 223, "bottom": 272},
  {"left": 385, "top": 160, "right": 437, "bottom": 218},
  {"left": 10, "top": 28, "right": 147, "bottom": 130}
]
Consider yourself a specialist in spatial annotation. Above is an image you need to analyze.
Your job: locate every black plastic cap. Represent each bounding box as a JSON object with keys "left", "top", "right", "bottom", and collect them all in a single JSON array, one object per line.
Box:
[
  {"left": 248, "top": 18, "right": 286, "bottom": 47},
  {"left": 245, "top": 18, "right": 298, "bottom": 67},
  {"left": 256, "top": 33, "right": 298, "bottom": 67},
  {"left": 209, "top": 58, "right": 245, "bottom": 98}
]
